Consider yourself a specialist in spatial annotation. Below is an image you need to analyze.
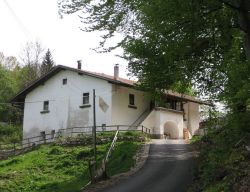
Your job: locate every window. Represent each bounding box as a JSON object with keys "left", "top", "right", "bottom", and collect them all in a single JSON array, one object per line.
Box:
[
  {"left": 129, "top": 94, "right": 135, "bottom": 106},
  {"left": 176, "top": 102, "right": 182, "bottom": 111},
  {"left": 43, "top": 101, "right": 49, "bottom": 111},
  {"left": 62, "top": 78, "right": 67, "bottom": 85},
  {"left": 83, "top": 93, "right": 90, "bottom": 105}
]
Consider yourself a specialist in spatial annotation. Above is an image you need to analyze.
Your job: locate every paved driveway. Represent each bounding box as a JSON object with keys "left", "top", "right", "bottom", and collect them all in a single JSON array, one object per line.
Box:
[{"left": 102, "top": 139, "right": 195, "bottom": 192}]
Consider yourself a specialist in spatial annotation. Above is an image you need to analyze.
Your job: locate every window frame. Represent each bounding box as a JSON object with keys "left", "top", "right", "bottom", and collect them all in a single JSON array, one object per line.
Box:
[
  {"left": 62, "top": 78, "right": 67, "bottom": 85},
  {"left": 129, "top": 94, "right": 135, "bottom": 106},
  {"left": 79, "top": 92, "right": 91, "bottom": 108},
  {"left": 82, "top": 92, "right": 90, "bottom": 105},
  {"left": 128, "top": 93, "right": 137, "bottom": 109}
]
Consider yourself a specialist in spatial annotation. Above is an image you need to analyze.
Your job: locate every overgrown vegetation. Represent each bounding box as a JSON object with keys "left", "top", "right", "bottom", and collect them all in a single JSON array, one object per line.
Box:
[
  {"left": 0, "top": 131, "right": 146, "bottom": 192},
  {"left": 190, "top": 114, "right": 250, "bottom": 192},
  {"left": 0, "top": 124, "right": 22, "bottom": 144}
]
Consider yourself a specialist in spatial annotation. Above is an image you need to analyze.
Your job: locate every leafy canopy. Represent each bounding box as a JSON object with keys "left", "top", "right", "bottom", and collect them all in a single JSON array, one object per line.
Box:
[{"left": 59, "top": 0, "right": 250, "bottom": 107}]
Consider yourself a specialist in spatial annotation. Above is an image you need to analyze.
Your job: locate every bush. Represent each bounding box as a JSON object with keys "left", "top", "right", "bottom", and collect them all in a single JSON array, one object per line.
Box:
[{"left": 0, "top": 124, "right": 22, "bottom": 143}]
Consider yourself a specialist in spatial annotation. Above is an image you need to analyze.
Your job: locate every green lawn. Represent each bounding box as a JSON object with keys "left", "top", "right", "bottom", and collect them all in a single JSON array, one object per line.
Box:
[{"left": 0, "top": 131, "right": 145, "bottom": 192}]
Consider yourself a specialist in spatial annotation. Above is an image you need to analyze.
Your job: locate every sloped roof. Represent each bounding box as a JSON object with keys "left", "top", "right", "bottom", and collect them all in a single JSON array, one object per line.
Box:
[
  {"left": 10, "top": 65, "right": 210, "bottom": 105},
  {"left": 164, "top": 90, "right": 212, "bottom": 105},
  {"left": 10, "top": 65, "right": 135, "bottom": 103}
]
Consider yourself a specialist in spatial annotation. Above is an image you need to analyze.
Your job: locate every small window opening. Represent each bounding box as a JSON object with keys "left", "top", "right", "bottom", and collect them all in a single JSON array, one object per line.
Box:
[
  {"left": 129, "top": 94, "right": 135, "bottom": 106},
  {"left": 43, "top": 101, "right": 49, "bottom": 111},
  {"left": 62, "top": 78, "right": 67, "bottom": 85},
  {"left": 83, "top": 93, "right": 90, "bottom": 105}
]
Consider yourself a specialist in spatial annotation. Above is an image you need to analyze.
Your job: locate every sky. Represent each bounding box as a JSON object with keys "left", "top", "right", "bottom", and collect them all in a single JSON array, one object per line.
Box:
[{"left": 0, "top": 0, "right": 129, "bottom": 78}]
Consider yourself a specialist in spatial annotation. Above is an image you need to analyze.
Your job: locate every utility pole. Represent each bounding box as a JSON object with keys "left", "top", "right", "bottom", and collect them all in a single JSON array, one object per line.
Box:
[{"left": 93, "top": 89, "right": 97, "bottom": 170}]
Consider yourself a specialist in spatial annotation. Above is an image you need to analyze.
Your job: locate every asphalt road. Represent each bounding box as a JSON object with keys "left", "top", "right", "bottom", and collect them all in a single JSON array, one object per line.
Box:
[{"left": 102, "top": 139, "right": 195, "bottom": 192}]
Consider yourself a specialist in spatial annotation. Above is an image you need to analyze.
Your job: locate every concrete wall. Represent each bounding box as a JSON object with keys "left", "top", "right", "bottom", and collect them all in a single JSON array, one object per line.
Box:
[
  {"left": 23, "top": 70, "right": 112, "bottom": 138},
  {"left": 111, "top": 85, "right": 151, "bottom": 126}
]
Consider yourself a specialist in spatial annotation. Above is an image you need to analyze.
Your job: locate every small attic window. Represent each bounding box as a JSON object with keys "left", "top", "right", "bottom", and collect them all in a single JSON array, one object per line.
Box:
[{"left": 62, "top": 78, "right": 67, "bottom": 85}]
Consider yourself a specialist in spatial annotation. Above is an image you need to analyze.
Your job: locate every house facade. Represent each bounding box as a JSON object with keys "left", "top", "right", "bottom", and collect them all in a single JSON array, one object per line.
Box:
[{"left": 11, "top": 64, "right": 207, "bottom": 140}]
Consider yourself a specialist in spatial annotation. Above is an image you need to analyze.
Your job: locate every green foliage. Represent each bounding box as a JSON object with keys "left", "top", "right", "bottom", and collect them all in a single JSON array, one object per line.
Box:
[
  {"left": 190, "top": 115, "right": 250, "bottom": 191},
  {"left": 0, "top": 124, "right": 22, "bottom": 143},
  {"left": 58, "top": 0, "right": 250, "bottom": 99},
  {"left": 0, "top": 145, "right": 91, "bottom": 192},
  {"left": 0, "top": 138, "right": 143, "bottom": 192},
  {"left": 107, "top": 141, "right": 140, "bottom": 176}
]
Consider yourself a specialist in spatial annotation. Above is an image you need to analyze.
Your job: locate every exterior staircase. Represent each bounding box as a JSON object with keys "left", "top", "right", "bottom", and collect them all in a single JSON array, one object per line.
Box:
[{"left": 128, "top": 108, "right": 152, "bottom": 130}]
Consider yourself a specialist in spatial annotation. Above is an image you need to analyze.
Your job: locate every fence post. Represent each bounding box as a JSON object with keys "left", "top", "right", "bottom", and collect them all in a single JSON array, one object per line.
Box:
[
  {"left": 13, "top": 142, "right": 16, "bottom": 155},
  {"left": 142, "top": 125, "right": 144, "bottom": 133}
]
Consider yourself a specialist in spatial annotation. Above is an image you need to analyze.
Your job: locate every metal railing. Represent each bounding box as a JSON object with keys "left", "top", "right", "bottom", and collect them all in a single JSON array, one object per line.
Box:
[{"left": 129, "top": 108, "right": 151, "bottom": 129}]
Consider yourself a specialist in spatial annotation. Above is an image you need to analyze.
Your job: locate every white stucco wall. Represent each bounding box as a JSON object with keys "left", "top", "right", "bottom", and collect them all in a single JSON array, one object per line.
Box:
[
  {"left": 141, "top": 108, "right": 184, "bottom": 139},
  {"left": 183, "top": 102, "right": 200, "bottom": 136},
  {"left": 22, "top": 68, "right": 200, "bottom": 139},
  {"left": 23, "top": 70, "right": 112, "bottom": 138},
  {"left": 111, "top": 85, "right": 151, "bottom": 126},
  {"left": 187, "top": 102, "right": 200, "bottom": 136}
]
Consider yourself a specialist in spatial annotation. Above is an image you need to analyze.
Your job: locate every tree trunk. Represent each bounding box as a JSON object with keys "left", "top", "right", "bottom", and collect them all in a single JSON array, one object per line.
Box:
[{"left": 238, "top": 0, "right": 250, "bottom": 59}]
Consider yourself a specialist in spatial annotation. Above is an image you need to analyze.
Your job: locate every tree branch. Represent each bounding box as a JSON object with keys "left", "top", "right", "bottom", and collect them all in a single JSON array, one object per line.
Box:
[{"left": 218, "top": 0, "right": 240, "bottom": 10}]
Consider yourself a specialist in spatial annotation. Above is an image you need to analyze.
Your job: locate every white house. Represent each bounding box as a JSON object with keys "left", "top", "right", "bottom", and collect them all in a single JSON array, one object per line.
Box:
[{"left": 11, "top": 63, "right": 208, "bottom": 140}]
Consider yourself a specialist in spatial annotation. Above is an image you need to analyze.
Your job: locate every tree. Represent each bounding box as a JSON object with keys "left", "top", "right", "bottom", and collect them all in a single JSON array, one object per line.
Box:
[
  {"left": 40, "top": 49, "right": 55, "bottom": 76},
  {"left": 19, "top": 41, "right": 44, "bottom": 88},
  {"left": 0, "top": 57, "right": 21, "bottom": 123},
  {"left": 58, "top": 1, "right": 250, "bottom": 109}
]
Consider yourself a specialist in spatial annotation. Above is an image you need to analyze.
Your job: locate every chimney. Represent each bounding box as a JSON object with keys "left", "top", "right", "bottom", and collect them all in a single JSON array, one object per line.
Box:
[
  {"left": 77, "top": 60, "right": 82, "bottom": 70},
  {"left": 114, "top": 64, "right": 119, "bottom": 80}
]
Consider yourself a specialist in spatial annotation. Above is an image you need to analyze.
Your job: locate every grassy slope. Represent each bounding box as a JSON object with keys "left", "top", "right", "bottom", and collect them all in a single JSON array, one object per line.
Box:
[{"left": 0, "top": 132, "right": 144, "bottom": 192}]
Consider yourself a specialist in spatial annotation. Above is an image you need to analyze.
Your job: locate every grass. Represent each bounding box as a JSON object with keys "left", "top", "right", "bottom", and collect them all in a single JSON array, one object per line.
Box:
[
  {"left": 107, "top": 141, "right": 140, "bottom": 176},
  {"left": 0, "top": 131, "right": 147, "bottom": 192}
]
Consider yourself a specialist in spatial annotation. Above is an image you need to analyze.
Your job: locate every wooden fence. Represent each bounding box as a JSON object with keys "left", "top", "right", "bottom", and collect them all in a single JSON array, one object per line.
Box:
[{"left": 0, "top": 125, "right": 151, "bottom": 160}]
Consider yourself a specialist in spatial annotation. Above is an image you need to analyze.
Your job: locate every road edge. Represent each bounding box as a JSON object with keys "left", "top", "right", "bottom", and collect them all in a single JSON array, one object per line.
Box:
[{"left": 83, "top": 142, "right": 151, "bottom": 192}]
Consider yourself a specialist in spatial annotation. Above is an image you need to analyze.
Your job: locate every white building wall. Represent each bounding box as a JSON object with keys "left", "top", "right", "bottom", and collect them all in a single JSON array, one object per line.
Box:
[
  {"left": 141, "top": 108, "right": 183, "bottom": 139},
  {"left": 111, "top": 85, "right": 151, "bottom": 126},
  {"left": 187, "top": 102, "right": 200, "bottom": 136},
  {"left": 23, "top": 70, "right": 112, "bottom": 138},
  {"left": 183, "top": 102, "right": 200, "bottom": 136}
]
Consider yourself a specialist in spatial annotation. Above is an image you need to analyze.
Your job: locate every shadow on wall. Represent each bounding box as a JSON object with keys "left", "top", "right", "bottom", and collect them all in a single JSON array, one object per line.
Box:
[{"left": 164, "top": 121, "right": 179, "bottom": 139}]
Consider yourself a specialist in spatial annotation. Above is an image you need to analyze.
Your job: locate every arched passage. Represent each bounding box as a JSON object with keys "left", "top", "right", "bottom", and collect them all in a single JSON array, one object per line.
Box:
[{"left": 164, "top": 121, "right": 179, "bottom": 139}]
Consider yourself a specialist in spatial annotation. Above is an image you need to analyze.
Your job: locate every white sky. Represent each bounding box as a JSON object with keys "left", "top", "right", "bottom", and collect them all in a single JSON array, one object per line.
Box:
[{"left": 0, "top": 0, "right": 129, "bottom": 78}]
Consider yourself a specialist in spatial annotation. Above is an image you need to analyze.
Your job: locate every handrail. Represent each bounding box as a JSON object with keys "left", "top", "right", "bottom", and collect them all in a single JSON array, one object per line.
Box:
[
  {"left": 105, "top": 129, "right": 119, "bottom": 162},
  {"left": 129, "top": 108, "right": 151, "bottom": 129},
  {"left": 141, "top": 125, "right": 151, "bottom": 134}
]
